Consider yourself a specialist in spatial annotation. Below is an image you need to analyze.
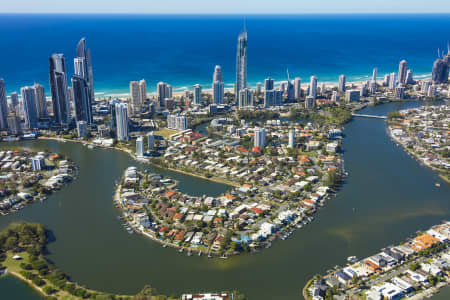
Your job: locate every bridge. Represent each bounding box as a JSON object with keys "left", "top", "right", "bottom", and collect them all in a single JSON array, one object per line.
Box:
[{"left": 352, "top": 113, "right": 387, "bottom": 120}]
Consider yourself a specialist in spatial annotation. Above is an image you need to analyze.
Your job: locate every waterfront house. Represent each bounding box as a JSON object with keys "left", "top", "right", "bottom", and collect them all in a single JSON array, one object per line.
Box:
[
  {"left": 377, "top": 282, "right": 404, "bottom": 300},
  {"left": 335, "top": 270, "right": 352, "bottom": 285}
]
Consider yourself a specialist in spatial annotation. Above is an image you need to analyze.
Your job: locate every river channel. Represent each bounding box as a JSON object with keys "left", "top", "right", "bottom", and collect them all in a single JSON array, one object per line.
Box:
[{"left": 0, "top": 101, "right": 449, "bottom": 300}]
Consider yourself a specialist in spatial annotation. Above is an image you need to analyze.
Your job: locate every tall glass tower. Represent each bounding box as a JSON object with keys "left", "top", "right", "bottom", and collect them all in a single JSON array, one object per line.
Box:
[{"left": 235, "top": 27, "right": 248, "bottom": 101}]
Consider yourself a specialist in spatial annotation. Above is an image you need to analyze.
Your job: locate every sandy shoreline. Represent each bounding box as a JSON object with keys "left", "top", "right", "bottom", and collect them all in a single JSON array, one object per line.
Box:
[{"left": 95, "top": 74, "right": 433, "bottom": 99}]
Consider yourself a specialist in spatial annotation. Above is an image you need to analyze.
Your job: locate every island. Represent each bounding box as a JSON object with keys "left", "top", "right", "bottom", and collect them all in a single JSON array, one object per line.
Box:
[
  {"left": 0, "top": 150, "right": 76, "bottom": 216},
  {"left": 303, "top": 221, "right": 450, "bottom": 300}
]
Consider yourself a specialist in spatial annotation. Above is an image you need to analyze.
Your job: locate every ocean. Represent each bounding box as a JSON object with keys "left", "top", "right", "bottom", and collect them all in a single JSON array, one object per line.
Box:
[{"left": 0, "top": 14, "right": 450, "bottom": 96}]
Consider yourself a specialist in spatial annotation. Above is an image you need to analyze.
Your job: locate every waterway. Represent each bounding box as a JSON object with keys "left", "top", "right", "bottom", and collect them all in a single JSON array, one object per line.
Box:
[{"left": 0, "top": 101, "right": 449, "bottom": 300}]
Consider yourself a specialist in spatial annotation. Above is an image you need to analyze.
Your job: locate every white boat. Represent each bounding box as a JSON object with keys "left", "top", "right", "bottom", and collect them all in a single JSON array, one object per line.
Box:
[{"left": 347, "top": 256, "right": 358, "bottom": 263}]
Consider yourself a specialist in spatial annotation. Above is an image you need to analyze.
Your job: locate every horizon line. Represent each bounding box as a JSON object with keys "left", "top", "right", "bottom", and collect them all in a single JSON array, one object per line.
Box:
[{"left": 1, "top": 12, "right": 450, "bottom": 15}]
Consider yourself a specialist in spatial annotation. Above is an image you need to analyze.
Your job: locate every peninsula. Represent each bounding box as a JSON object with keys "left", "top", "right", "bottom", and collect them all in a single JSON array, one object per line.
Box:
[{"left": 0, "top": 149, "right": 76, "bottom": 216}]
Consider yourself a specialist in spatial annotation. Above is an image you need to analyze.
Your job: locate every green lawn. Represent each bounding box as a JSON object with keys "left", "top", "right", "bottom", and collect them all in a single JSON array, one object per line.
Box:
[{"left": 154, "top": 128, "right": 180, "bottom": 139}]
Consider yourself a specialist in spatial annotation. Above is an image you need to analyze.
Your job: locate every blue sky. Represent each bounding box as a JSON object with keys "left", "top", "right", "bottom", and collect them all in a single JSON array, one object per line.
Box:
[{"left": 1, "top": 0, "right": 450, "bottom": 14}]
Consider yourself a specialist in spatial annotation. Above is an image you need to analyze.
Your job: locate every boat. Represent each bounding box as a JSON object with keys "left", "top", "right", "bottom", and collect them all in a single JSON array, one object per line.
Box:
[
  {"left": 220, "top": 254, "right": 228, "bottom": 259},
  {"left": 347, "top": 256, "right": 358, "bottom": 263},
  {"left": 162, "top": 244, "right": 168, "bottom": 248},
  {"left": 178, "top": 247, "right": 184, "bottom": 253},
  {"left": 435, "top": 183, "right": 440, "bottom": 187},
  {"left": 198, "top": 251, "right": 202, "bottom": 256},
  {"left": 207, "top": 252, "right": 212, "bottom": 258}
]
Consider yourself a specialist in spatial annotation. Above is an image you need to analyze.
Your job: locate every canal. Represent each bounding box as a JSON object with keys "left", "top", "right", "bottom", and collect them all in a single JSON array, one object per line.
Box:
[{"left": 0, "top": 101, "right": 449, "bottom": 300}]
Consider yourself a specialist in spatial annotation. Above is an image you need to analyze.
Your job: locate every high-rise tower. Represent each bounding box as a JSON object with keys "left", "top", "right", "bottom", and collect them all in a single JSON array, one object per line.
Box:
[
  {"left": 213, "top": 65, "right": 224, "bottom": 104},
  {"left": 0, "top": 79, "right": 8, "bottom": 130},
  {"left": 235, "top": 26, "right": 248, "bottom": 101},
  {"left": 49, "top": 54, "right": 70, "bottom": 126},
  {"left": 398, "top": 60, "right": 408, "bottom": 85}
]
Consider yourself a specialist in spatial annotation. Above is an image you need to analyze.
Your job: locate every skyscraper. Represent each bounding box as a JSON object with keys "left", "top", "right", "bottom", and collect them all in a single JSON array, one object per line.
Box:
[
  {"left": 10, "top": 92, "right": 19, "bottom": 111},
  {"left": 286, "top": 80, "right": 295, "bottom": 101},
  {"left": 136, "top": 136, "right": 144, "bottom": 157},
  {"left": 264, "top": 78, "right": 274, "bottom": 91},
  {"left": 372, "top": 68, "right": 378, "bottom": 82},
  {"left": 156, "top": 82, "right": 169, "bottom": 108},
  {"left": 406, "top": 70, "right": 414, "bottom": 85},
  {"left": 129, "top": 81, "right": 140, "bottom": 115},
  {"left": 49, "top": 54, "right": 70, "bottom": 126},
  {"left": 213, "top": 65, "right": 223, "bottom": 82},
  {"left": 193, "top": 84, "right": 202, "bottom": 105},
  {"left": 147, "top": 132, "right": 155, "bottom": 149},
  {"left": 288, "top": 129, "right": 295, "bottom": 148},
  {"left": 309, "top": 76, "right": 318, "bottom": 99},
  {"left": 139, "top": 79, "right": 146, "bottom": 106},
  {"left": 398, "top": 60, "right": 408, "bottom": 85},
  {"left": 76, "top": 38, "right": 95, "bottom": 105},
  {"left": 212, "top": 65, "right": 224, "bottom": 104},
  {"left": 7, "top": 111, "right": 21, "bottom": 135},
  {"left": 72, "top": 76, "right": 92, "bottom": 123},
  {"left": 238, "top": 88, "right": 253, "bottom": 109},
  {"left": 0, "top": 79, "right": 8, "bottom": 130},
  {"left": 254, "top": 127, "right": 266, "bottom": 149},
  {"left": 294, "top": 77, "right": 302, "bottom": 99},
  {"left": 33, "top": 83, "right": 48, "bottom": 119},
  {"left": 431, "top": 49, "right": 450, "bottom": 84},
  {"left": 338, "top": 75, "right": 346, "bottom": 92},
  {"left": 21, "top": 86, "right": 39, "bottom": 129},
  {"left": 389, "top": 72, "right": 397, "bottom": 89},
  {"left": 235, "top": 28, "right": 248, "bottom": 100},
  {"left": 115, "top": 103, "right": 129, "bottom": 141}
]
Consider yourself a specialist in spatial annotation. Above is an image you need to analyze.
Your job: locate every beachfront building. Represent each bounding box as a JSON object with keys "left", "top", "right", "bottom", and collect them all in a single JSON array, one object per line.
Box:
[
  {"left": 294, "top": 77, "right": 302, "bottom": 99},
  {"left": 193, "top": 84, "right": 202, "bottom": 105},
  {"left": 21, "top": 86, "right": 39, "bottom": 129},
  {"left": 389, "top": 72, "right": 397, "bottom": 90},
  {"left": 72, "top": 75, "right": 92, "bottom": 124},
  {"left": 32, "top": 83, "right": 48, "bottom": 119},
  {"left": 129, "top": 79, "right": 146, "bottom": 115},
  {"left": 0, "top": 79, "right": 8, "bottom": 131},
  {"left": 49, "top": 53, "right": 71, "bottom": 126},
  {"left": 156, "top": 82, "right": 172, "bottom": 109},
  {"left": 372, "top": 68, "right": 378, "bottom": 82},
  {"left": 115, "top": 103, "right": 129, "bottom": 141},
  {"left": 309, "top": 76, "right": 318, "bottom": 99},
  {"left": 264, "top": 77, "right": 274, "bottom": 91},
  {"left": 75, "top": 38, "right": 95, "bottom": 110},
  {"left": 212, "top": 65, "right": 224, "bottom": 105},
  {"left": 398, "top": 60, "right": 408, "bottom": 85},
  {"left": 338, "top": 74, "right": 346, "bottom": 92},
  {"left": 136, "top": 136, "right": 144, "bottom": 157},
  {"left": 10, "top": 91, "right": 19, "bottom": 113},
  {"left": 235, "top": 27, "right": 248, "bottom": 100}
]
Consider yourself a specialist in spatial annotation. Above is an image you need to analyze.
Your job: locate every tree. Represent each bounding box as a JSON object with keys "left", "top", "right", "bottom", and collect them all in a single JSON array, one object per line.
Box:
[{"left": 134, "top": 285, "right": 154, "bottom": 300}]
